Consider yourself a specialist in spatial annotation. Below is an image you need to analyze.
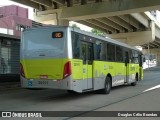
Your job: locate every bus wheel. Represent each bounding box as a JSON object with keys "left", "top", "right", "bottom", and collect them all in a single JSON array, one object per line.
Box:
[
  {"left": 26, "top": 88, "right": 45, "bottom": 90},
  {"left": 67, "top": 90, "right": 77, "bottom": 94},
  {"left": 131, "top": 75, "right": 138, "bottom": 86},
  {"left": 101, "top": 77, "right": 111, "bottom": 94},
  {"left": 131, "top": 82, "right": 136, "bottom": 86}
]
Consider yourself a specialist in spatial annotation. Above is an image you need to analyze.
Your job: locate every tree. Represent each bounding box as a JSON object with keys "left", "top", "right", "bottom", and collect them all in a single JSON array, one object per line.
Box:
[
  {"left": 91, "top": 28, "right": 106, "bottom": 36},
  {"left": 71, "top": 24, "right": 80, "bottom": 29}
]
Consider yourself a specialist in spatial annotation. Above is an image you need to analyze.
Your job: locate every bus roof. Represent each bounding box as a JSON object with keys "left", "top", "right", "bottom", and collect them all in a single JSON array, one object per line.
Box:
[
  {"left": 23, "top": 25, "right": 141, "bottom": 52},
  {"left": 23, "top": 25, "right": 68, "bottom": 32},
  {"left": 70, "top": 27, "right": 141, "bottom": 52}
]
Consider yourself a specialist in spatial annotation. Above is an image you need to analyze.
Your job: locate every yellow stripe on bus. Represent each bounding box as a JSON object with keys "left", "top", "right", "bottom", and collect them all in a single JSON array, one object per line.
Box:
[{"left": 21, "top": 58, "right": 140, "bottom": 80}]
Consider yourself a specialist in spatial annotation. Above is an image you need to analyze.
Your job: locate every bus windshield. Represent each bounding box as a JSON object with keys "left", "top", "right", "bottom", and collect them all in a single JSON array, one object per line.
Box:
[
  {"left": 22, "top": 29, "right": 64, "bottom": 57},
  {"left": 22, "top": 29, "right": 65, "bottom": 55}
]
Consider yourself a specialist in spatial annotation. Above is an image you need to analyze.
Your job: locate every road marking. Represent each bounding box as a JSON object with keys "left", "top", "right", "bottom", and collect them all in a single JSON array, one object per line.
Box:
[{"left": 143, "top": 85, "right": 160, "bottom": 92}]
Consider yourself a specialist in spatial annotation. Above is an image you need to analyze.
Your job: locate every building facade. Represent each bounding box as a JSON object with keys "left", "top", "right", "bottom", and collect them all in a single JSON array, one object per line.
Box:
[
  {"left": 0, "top": 34, "right": 20, "bottom": 76},
  {"left": 0, "top": 5, "right": 32, "bottom": 77},
  {"left": 0, "top": 5, "right": 32, "bottom": 36}
]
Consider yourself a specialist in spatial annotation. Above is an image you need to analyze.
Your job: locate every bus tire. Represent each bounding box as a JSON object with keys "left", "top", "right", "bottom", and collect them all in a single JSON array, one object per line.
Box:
[
  {"left": 101, "top": 77, "right": 111, "bottom": 94},
  {"left": 26, "top": 88, "right": 45, "bottom": 90},
  {"left": 131, "top": 75, "right": 138, "bottom": 86},
  {"left": 67, "top": 90, "right": 77, "bottom": 94},
  {"left": 131, "top": 82, "right": 136, "bottom": 86}
]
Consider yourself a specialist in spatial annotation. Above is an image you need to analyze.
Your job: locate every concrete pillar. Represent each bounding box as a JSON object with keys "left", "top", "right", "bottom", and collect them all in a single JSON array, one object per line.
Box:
[
  {"left": 156, "top": 52, "right": 160, "bottom": 66},
  {"left": 34, "top": 10, "right": 69, "bottom": 26},
  {"left": 57, "top": 19, "right": 69, "bottom": 26},
  {"left": 150, "top": 20, "right": 155, "bottom": 41}
]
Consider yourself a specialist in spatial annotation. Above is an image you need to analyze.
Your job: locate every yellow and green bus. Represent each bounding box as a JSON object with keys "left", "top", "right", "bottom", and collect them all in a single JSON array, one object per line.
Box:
[{"left": 20, "top": 26, "right": 143, "bottom": 94}]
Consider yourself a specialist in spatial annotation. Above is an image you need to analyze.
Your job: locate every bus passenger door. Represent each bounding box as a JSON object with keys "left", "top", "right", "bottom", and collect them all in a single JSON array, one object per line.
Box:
[
  {"left": 81, "top": 42, "right": 93, "bottom": 90},
  {"left": 125, "top": 51, "right": 129, "bottom": 83}
]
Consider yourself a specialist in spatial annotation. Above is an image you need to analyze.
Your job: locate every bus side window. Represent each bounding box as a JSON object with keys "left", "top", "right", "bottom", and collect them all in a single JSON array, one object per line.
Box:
[
  {"left": 116, "top": 46, "right": 123, "bottom": 62},
  {"left": 107, "top": 43, "right": 115, "bottom": 61},
  {"left": 81, "top": 43, "right": 87, "bottom": 64},
  {"left": 100, "top": 42, "right": 106, "bottom": 60},
  {"left": 95, "top": 40, "right": 106, "bottom": 60},
  {"left": 132, "top": 51, "right": 139, "bottom": 64},
  {"left": 87, "top": 44, "right": 93, "bottom": 64},
  {"left": 129, "top": 50, "right": 133, "bottom": 63},
  {"left": 95, "top": 41, "right": 101, "bottom": 60},
  {"left": 71, "top": 32, "right": 80, "bottom": 59}
]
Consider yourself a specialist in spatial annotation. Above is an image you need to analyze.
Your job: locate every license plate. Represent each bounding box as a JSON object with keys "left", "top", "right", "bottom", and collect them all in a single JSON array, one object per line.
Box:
[{"left": 38, "top": 81, "right": 48, "bottom": 85}]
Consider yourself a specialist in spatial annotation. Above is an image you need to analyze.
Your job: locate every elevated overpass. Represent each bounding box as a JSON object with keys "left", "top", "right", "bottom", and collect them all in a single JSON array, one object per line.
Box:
[{"left": 10, "top": 0, "right": 160, "bottom": 64}]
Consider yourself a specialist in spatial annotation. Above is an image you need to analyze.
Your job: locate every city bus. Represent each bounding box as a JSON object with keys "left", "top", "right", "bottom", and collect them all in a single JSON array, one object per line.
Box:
[{"left": 20, "top": 26, "right": 143, "bottom": 94}]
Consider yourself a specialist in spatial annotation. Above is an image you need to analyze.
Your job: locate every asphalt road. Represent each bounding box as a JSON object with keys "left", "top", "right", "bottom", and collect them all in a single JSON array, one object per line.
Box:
[{"left": 0, "top": 67, "right": 160, "bottom": 120}]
